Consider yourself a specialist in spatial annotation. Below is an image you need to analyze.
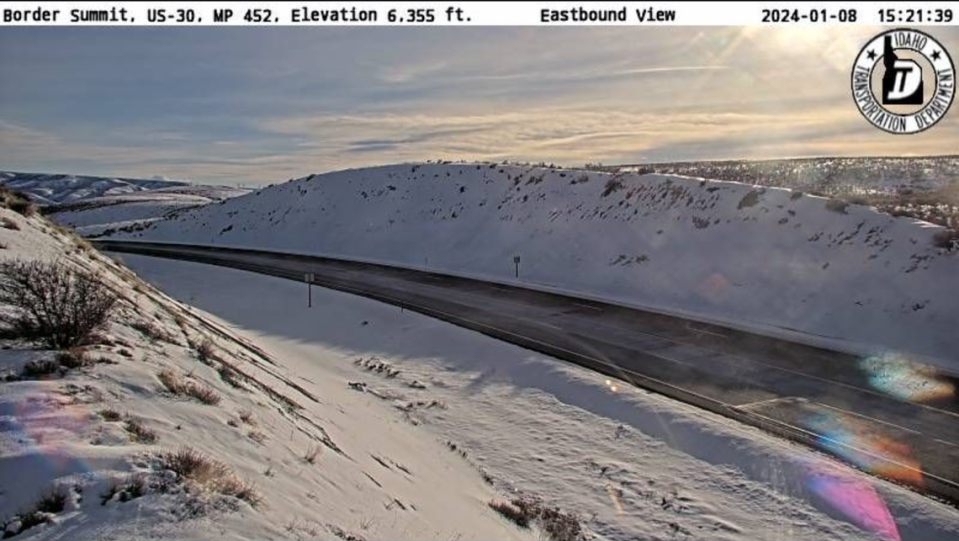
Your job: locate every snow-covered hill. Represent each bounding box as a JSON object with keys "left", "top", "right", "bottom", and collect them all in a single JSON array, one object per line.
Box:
[
  {"left": 47, "top": 184, "right": 250, "bottom": 237},
  {"left": 0, "top": 172, "right": 250, "bottom": 236},
  {"left": 112, "top": 163, "right": 959, "bottom": 368},
  {"left": 0, "top": 172, "right": 186, "bottom": 206},
  {"left": 613, "top": 155, "right": 959, "bottom": 197}
]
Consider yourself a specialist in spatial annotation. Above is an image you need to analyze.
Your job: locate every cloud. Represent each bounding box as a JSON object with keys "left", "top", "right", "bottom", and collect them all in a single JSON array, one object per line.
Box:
[{"left": 2, "top": 27, "right": 957, "bottom": 184}]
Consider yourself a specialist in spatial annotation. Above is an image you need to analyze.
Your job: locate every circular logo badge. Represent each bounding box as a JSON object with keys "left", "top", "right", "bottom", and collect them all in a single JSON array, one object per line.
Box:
[{"left": 852, "top": 28, "right": 955, "bottom": 134}]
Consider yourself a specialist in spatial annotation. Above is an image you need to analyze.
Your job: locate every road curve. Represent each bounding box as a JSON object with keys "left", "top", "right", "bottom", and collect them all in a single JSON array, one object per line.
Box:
[{"left": 94, "top": 240, "right": 959, "bottom": 505}]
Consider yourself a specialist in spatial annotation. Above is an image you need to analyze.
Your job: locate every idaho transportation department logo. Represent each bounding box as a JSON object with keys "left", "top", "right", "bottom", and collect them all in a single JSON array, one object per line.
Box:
[{"left": 852, "top": 28, "right": 954, "bottom": 134}]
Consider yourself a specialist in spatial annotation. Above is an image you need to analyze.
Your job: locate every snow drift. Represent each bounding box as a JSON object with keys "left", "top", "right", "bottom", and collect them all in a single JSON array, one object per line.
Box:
[{"left": 112, "top": 163, "right": 959, "bottom": 368}]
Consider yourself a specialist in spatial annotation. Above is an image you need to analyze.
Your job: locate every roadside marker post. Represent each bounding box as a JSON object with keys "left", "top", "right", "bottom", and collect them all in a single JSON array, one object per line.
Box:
[
  {"left": 513, "top": 255, "right": 521, "bottom": 278},
  {"left": 305, "top": 272, "right": 315, "bottom": 307}
]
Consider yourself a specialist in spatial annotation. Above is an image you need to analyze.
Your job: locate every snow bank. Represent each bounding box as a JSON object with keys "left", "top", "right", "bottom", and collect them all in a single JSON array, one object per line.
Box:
[{"left": 115, "top": 163, "right": 959, "bottom": 368}]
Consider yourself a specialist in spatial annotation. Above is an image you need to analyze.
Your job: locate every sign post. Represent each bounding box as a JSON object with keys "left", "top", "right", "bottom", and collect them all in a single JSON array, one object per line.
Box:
[
  {"left": 305, "top": 272, "right": 315, "bottom": 307},
  {"left": 513, "top": 255, "right": 521, "bottom": 278}
]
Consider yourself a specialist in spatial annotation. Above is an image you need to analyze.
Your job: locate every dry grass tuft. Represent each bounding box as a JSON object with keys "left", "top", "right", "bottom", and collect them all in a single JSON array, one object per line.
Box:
[
  {"left": 193, "top": 337, "right": 216, "bottom": 363},
  {"left": 157, "top": 369, "right": 221, "bottom": 405},
  {"left": 237, "top": 409, "right": 255, "bottom": 425},
  {"left": 489, "top": 500, "right": 532, "bottom": 528},
  {"left": 158, "top": 447, "right": 262, "bottom": 507},
  {"left": 124, "top": 416, "right": 158, "bottom": 444},
  {"left": 0, "top": 187, "right": 37, "bottom": 217},
  {"left": 217, "top": 363, "right": 246, "bottom": 389},
  {"left": 304, "top": 444, "right": 321, "bottom": 464},
  {"left": 130, "top": 320, "right": 175, "bottom": 344}
]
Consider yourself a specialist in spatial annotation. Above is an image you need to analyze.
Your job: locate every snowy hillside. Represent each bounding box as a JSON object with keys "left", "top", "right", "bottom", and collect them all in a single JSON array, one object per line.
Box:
[
  {"left": 0, "top": 195, "right": 528, "bottom": 539},
  {"left": 113, "top": 163, "right": 959, "bottom": 368},
  {"left": 614, "top": 156, "right": 959, "bottom": 197},
  {"left": 47, "top": 184, "right": 250, "bottom": 237},
  {"left": 0, "top": 172, "right": 186, "bottom": 206}
]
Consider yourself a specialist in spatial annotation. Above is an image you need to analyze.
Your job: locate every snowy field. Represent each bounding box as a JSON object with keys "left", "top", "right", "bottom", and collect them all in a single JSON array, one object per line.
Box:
[
  {"left": 121, "top": 253, "right": 959, "bottom": 541},
  {"left": 113, "top": 162, "right": 959, "bottom": 369}
]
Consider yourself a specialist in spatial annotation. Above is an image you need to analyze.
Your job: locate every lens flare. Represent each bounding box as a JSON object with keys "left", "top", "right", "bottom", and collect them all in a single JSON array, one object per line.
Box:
[
  {"left": 3, "top": 388, "right": 91, "bottom": 472},
  {"left": 805, "top": 464, "right": 901, "bottom": 541},
  {"left": 859, "top": 353, "right": 955, "bottom": 403},
  {"left": 806, "top": 411, "right": 923, "bottom": 486}
]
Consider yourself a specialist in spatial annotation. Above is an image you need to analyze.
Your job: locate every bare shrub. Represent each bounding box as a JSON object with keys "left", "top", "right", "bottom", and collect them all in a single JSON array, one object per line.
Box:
[
  {"left": 0, "top": 260, "right": 118, "bottom": 348},
  {"left": 34, "top": 488, "right": 67, "bottom": 514},
  {"left": 123, "top": 475, "right": 146, "bottom": 500},
  {"left": 157, "top": 369, "right": 221, "bottom": 405},
  {"left": 21, "top": 358, "right": 60, "bottom": 378},
  {"left": 601, "top": 177, "right": 625, "bottom": 197},
  {"left": 825, "top": 199, "right": 849, "bottom": 214},
  {"left": 489, "top": 500, "right": 532, "bottom": 528},
  {"left": 538, "top": 505, "right": 583, "bottom": 541},
  {"left": 2, "top": 487, "right": 68, "bottom": 537},
  {"left": 56, "top": 348, "right": 92, "bottom": 369},
  {"left": 158, "top": 447, "right": 261, "bottom": 507},
  {"left": 7, "top": 509, "right": 49, "bottom": 536},
  {"left": 101, "top": 474, "right": 146, "bottom": 505},
  {"left": 932, "top": 229, "right": 959, "bottom": 250},
  {"left": 737, "top": 189, "right": 763, "bottom": 209},
  {"left": 99, "top": 407, "right": 123, "bottom": 422}
]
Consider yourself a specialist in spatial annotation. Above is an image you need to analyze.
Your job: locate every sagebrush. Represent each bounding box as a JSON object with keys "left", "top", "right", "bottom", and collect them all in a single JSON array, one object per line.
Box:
[{"left": 0, "top": 260, "right": 117, "bottom": 348}]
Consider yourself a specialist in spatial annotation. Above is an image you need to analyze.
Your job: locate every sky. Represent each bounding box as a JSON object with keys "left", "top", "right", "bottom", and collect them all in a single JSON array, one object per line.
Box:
[{"left": 1, "top": 26, "right": 958, "bottom": 186}]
